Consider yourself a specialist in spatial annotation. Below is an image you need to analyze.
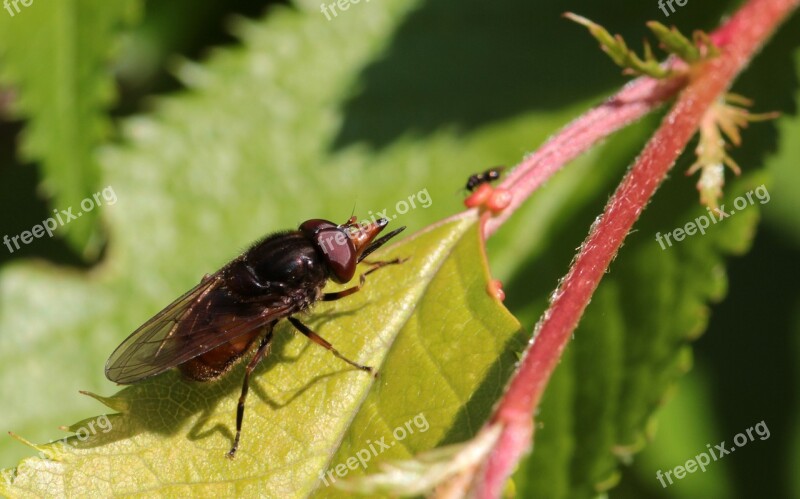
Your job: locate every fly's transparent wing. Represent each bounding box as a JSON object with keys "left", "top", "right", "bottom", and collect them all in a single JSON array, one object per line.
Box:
[{"left": 105, "top": 276, "right": 293, "bottom": 384}]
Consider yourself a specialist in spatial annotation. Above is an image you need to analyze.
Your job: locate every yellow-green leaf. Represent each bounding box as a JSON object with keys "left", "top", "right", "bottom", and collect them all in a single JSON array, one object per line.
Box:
[{"left": 0, "top": 215, "right": 522, "bottom": 497}]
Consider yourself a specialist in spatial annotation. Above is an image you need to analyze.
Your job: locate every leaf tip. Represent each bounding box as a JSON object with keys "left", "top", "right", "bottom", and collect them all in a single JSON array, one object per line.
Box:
[
  {"left": 79, "top": 389, "right": 129, "bottom": 413},
  {"left": 7, "top": 431, "right": 47, "bottom": 453}
]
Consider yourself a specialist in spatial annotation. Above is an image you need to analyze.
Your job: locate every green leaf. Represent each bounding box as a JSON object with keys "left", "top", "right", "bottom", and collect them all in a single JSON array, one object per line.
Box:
[
  {"left": 762, "top": 71, "right": 800, "bottom": 242},
  {"left": 0, "top": 215, "right": 522, "bottom": 497},
  {"left": 0, "top": 0, "right": 531, "bottom": 494},
  {"left": 0, "top": 0, "right": 139, "bottom": 257}
]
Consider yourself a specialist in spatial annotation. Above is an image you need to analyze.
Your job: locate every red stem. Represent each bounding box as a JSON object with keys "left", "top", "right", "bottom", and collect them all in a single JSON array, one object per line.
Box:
[
  {"left": 483, "top": 69, "right": 686, "bottom": 237},
  {"left": 477, "top": 0, "right": 799, "bottom": 496}
]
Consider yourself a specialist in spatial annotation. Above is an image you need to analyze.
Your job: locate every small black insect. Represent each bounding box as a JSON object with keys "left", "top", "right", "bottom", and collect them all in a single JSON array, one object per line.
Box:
[
  {"left": 465, "top": 166, "right": 505, "bottom": 192},
  {"left": 105, "top": 216, "right": 404, "bottom": 457}
]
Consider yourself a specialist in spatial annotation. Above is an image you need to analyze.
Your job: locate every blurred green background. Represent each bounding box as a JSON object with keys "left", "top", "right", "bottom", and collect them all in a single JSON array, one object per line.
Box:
[{"left": 0, "top": 0, "right": 797, "bottom": 497}]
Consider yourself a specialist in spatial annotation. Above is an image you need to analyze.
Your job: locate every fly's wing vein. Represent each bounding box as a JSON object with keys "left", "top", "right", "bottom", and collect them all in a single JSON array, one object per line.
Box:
[{"left": 105, "top": 276, "right": 293, "bottom": 384}]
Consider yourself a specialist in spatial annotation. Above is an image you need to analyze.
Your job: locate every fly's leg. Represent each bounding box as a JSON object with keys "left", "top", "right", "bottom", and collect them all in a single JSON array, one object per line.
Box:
[
  {"left": 287, "top": 316, "right": 375, "bottom": 376},
  {"left": 322, "top": 258, "right": 405, "bottom": 301},
  {"left": 227, "top": 328, "right": 274, "bottom": 459}
]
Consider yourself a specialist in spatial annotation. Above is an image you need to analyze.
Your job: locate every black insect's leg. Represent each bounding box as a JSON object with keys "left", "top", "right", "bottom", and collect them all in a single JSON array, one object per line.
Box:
[
  {"left": 227, "top": 328, "right": 274, "bottom": 459},
  {"left": 362, "top": 257, "right": 406, "bottom": 273},
  {"left": 287, "top": 316, "right": 374, "bottom": 375},
  {"left": 322, "top": 258, "right": 405, "bottom": 301}
]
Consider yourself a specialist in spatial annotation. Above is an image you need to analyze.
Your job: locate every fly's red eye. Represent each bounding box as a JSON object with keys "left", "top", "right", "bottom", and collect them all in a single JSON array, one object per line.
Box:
[
  {"left": 300, "top": 219, "right": 357, "bottom": 283},
  {"left": 317, "top": 228, "right": 357, "bottom": 283}
]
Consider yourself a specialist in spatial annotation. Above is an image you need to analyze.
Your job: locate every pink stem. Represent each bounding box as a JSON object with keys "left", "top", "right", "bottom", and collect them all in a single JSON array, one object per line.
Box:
[
  {"left": 477, "top": 0, "right": 800, "bottom": 496},
  {"left": 483, "top": 70, "right": 686, "bottom": 237}
]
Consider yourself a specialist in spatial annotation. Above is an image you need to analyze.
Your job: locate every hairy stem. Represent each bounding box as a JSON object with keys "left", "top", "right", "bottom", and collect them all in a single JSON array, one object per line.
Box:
[
  {"left": 483, "top": 67, "right": 686, "bottom": 237},
  {"left": 477, "top": 0, "right": 799, "bottom": 496}
]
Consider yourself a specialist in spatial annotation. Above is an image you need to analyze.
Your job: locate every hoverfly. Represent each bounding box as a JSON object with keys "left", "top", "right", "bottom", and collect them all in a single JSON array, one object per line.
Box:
[
  {"left": 465, "top": 166, "right": 505, "bottom": 192},
  {"left": 105, "top": 216, "right": 404, "bottom": 457}
]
